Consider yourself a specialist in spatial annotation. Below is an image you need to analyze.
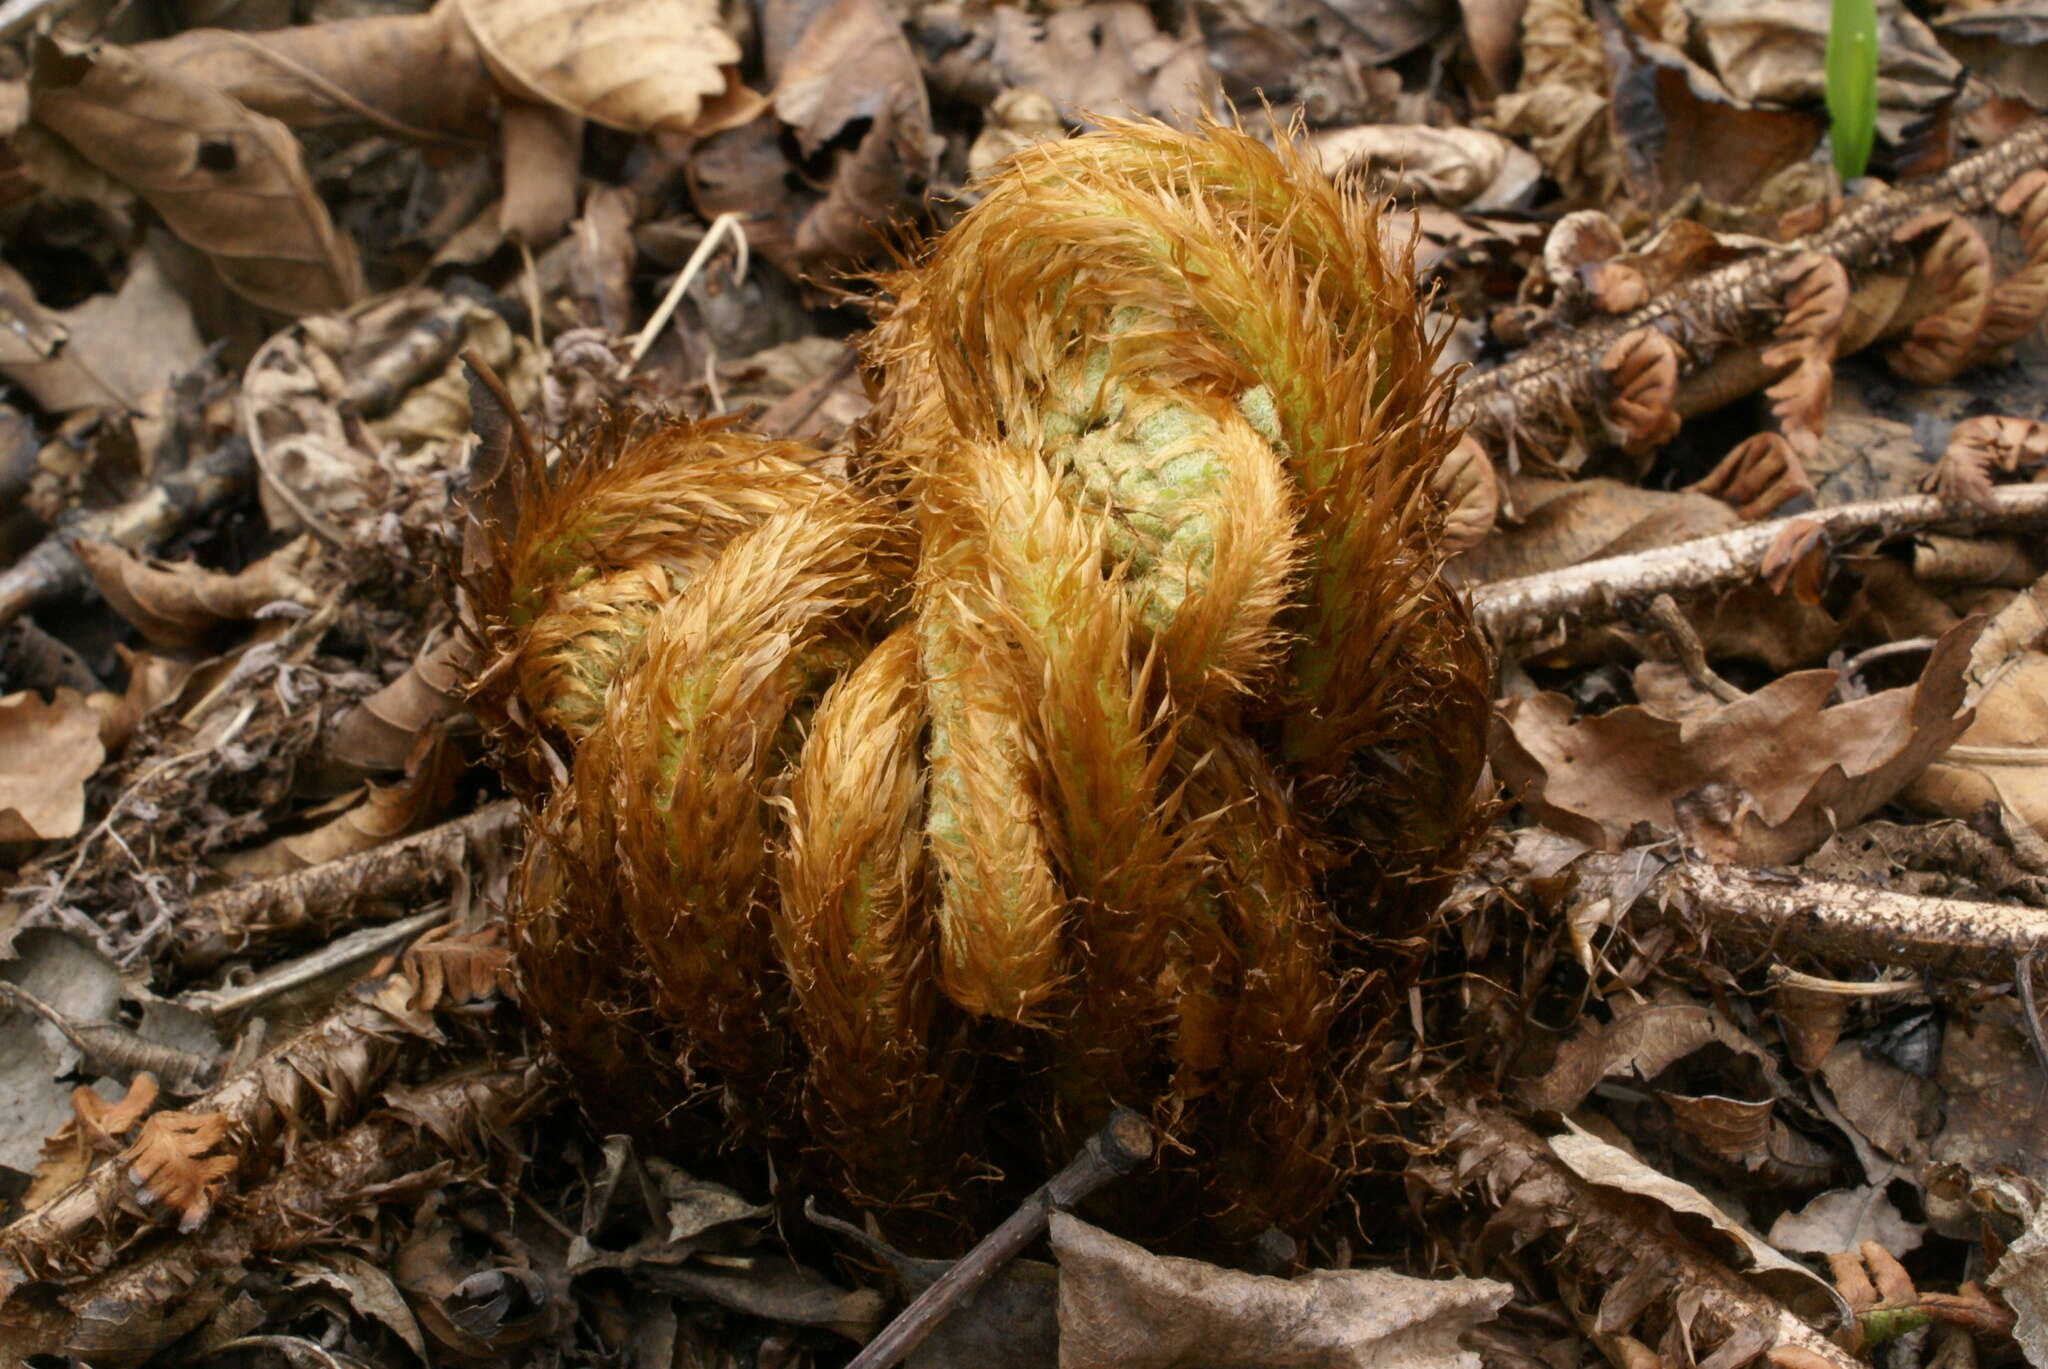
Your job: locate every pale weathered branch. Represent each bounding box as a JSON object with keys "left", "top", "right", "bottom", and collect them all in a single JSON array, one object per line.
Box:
[
  {"left": 173, "top": 799, "right": 521, "bottom": 972},
  {"left": 1472, "top": 484, "right": 2048, "bottom": 645}
]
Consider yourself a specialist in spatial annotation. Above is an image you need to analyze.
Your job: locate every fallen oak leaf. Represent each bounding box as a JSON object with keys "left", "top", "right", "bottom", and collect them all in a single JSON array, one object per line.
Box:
[
  {"left": 123, "top": 1109, "right": 238, "bottom": 1233},
  {"left": 27, "top": 35, "right": 362, "bottom": 316}
]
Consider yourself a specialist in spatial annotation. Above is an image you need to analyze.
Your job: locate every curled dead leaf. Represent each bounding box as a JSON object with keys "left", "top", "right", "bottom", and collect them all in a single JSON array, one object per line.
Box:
[
  {"left": 73, "top": 535, "right": 322, "bottom": 651},
  {"left": 1492, "top": 618, "right": 1983, "bottom": 864},
  {"left": 28, "top": 36, "right": 362, "bottom": 316},
  {"left": 123, "top": 1108, "right": 238, "bottom": 1232},
  {"left": 1888, "top": 210, "right": 1993, "bottom": 386},
  {"left": 1690, "top": 432, "right": 1816, "bottom": 522},
  {"left": 1600, "top": 328, "right": 1683, "bottom": 457},
  {"left": 216, "top": 725, "right": 464, "bottom": 878},
  {"left": 1434, "top": 434, "right": 1499, "bottom": 555}
]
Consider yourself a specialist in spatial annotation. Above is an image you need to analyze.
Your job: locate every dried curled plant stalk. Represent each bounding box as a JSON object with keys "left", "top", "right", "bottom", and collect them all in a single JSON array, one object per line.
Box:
[{"left": 469, "top": 118, "right": 1491, "bottom": 1242}]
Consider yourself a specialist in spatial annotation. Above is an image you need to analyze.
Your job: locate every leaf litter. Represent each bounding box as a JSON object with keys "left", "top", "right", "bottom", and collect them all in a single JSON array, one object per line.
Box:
[{"left": 0, "top": 0, "right": 2044, "bottom": 1365}]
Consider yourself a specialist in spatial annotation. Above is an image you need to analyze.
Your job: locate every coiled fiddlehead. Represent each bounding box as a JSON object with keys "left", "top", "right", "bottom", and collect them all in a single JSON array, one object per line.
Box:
[{"left": 473, "top": 117, "right": 1491, "bottom": 1242}]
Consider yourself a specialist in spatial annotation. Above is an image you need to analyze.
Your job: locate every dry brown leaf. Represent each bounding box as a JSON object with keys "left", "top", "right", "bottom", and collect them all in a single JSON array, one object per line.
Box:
[
  {"left": 771, "top": 0, "right": 937, "bottom": 268},
  {"left": 1685, "top": 0, "right": 1959, "bottom": 119},
  {"left": 0, "top": 250, "right": 204, "bottom": 416},
  {"left": 1906, "top": 650, "right": 2048, "bottom": 868},
  {"left": 0, "top": 688, "right": 105, "bottom": 843},
  {"left": 498, "top": 99, "right": 582, "bottom": 246},
  {"left": 122, "top": 1108, "right": 238, "bottom": 1232},
  {"left": 324, "top": 632, "right": 473, "bottom": 777},
  {"left": 1434, "top": 434, "right": 1499, "bottom": 555},
  {"left": 28, "top": 37, "right": 362, "bottom": 317},
  {"left": 457, "top": 0, "right": 761, "bottom": 136},
  {"left": 21, "top": 1074, "right": 159, "bottom": 1213},
  {"left": 920, "top": 3, "right": 1219, "bottom": 129},
  {"left": 1311, "top": 124, "right": 1542, "bottom": 211},
  {"left": 138, "top": 5, "right": 497, "bottom": 145},
  {"left": 84, "top": 646, "right": 193, "bottom": 753},
  {"left": 966, "top": 88, "right": 1063, "bottom": 178},
  {"left": 1600, "top": 24, "right": 1822, "bottom": 214},
  {"left": 1450, "top": 475, "right": 1738, "bottom": 583},
  {"left": 1492, "top": 617, "right": 1982, "bottom": 864},
  {"left": 1888, "top": 211, "right": 1993, "bottom": 386},
  {"left": 1050, "top": 1212, "right": 1511, "bottom": 1369},
  {"left": 1979, "top": 168, "right": 2048, "bottom": 353},
  {"left": 73, "top": 536, "right": 322, "bottom": 651}
]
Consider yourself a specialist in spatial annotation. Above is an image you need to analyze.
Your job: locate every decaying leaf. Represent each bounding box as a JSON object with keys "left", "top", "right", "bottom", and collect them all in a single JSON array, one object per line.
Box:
[
  {"left": 72, "top": 535, "right": 322, "bottom": 651},
  {"left": 123, "top": 1108, "right": 238, "bottom": 1232},
  {"left": 0, "top": 687, "right": 104, "bottom": 843},
  {"left": 216, "top": 725, "right": 464, "bottom": 878},
  {"left": 23, "top": 1074, "right": 159, "bottom": 1213},
  {"left": 1770, "top": 1186, "right": 1924, "bottom": 1258},
  {"left": 1989, "top": 1194, "right": 2048, "bottom": 1368},
  {"left": 384, "top": 924, "right": 516, "bottom": 1013},
  {"left": 1919, "top": 414, "right": 2048, "bottom": 510},
  {"left": 1311, "top": 124, "right": 1542, "bottom": 211},
  {"left": 28, "top": 36, "right": 362, "bottom": 316},
  {"left": 1493, "top": 617, "right": 1983, "bottom": 864},
  {"left": 1600, "top": 329, "right": 1683, "bottom": 457},
  {"left": 1434, "top": 435, "right": 1500, "bottom": 555},
  {"left": 1049, "top": 1212, "right": 1511, "bottom": 1369},
  {"left": 771, "top": 0, "right": 937, "bottom": 266},
  {"left": 456, "top": 0, "right": 759, "bottom": 137},
  {"left": 0, "top": 251, "right": 205, "bottom": 416},
  {"left": 1887, "top": 211, "right": 1993, "bottom": 386}
]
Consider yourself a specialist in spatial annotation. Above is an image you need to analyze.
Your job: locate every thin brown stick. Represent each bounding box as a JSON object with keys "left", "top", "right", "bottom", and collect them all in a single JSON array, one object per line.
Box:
[
  {"left": 172, "top": 799, "right": 520, "bottom": 972},
  {"left": 844, "top": 1108, "right": 1155, "bottom": 1369},
  {"left": 1473, "top": 484, "right": 2048, "bottom": 645}
]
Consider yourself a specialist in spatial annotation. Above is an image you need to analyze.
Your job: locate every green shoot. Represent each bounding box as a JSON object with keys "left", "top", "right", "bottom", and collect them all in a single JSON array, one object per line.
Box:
[{"left": 1826, "top": 0, "right": 1879, "bottom": 181}]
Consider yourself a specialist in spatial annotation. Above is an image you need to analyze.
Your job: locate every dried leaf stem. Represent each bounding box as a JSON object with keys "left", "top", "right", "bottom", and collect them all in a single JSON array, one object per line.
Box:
[
  {"left": 0, "top": 964, "right": 475, "bottom": 1296},
  {"left": 172, "top": 798, "right": 520, "bottom": 972},
  {"left": 23, "top": 1066, "right": 537, "bottom": 1364},
  {"left": 1433, "top": 1094, "right": 1863, "bottom": 1369},
  {"left": 1473, "top": 484, "right": 2048, "bottom": 645},
  {"left": 1451, "top": 119, "right": 2048, "bottom": 459}
]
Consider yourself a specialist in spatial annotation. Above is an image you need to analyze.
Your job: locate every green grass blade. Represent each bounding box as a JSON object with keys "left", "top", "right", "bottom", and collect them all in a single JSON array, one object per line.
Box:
[{"left": 1826, "top": 0, "right": 1879, "bottom": 180}]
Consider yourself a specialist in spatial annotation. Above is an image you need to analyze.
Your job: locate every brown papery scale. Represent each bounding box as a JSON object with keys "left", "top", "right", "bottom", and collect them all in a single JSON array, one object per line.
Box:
[{"left": 467, "top": 117, "right": 1492, "bottom": 1250}]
